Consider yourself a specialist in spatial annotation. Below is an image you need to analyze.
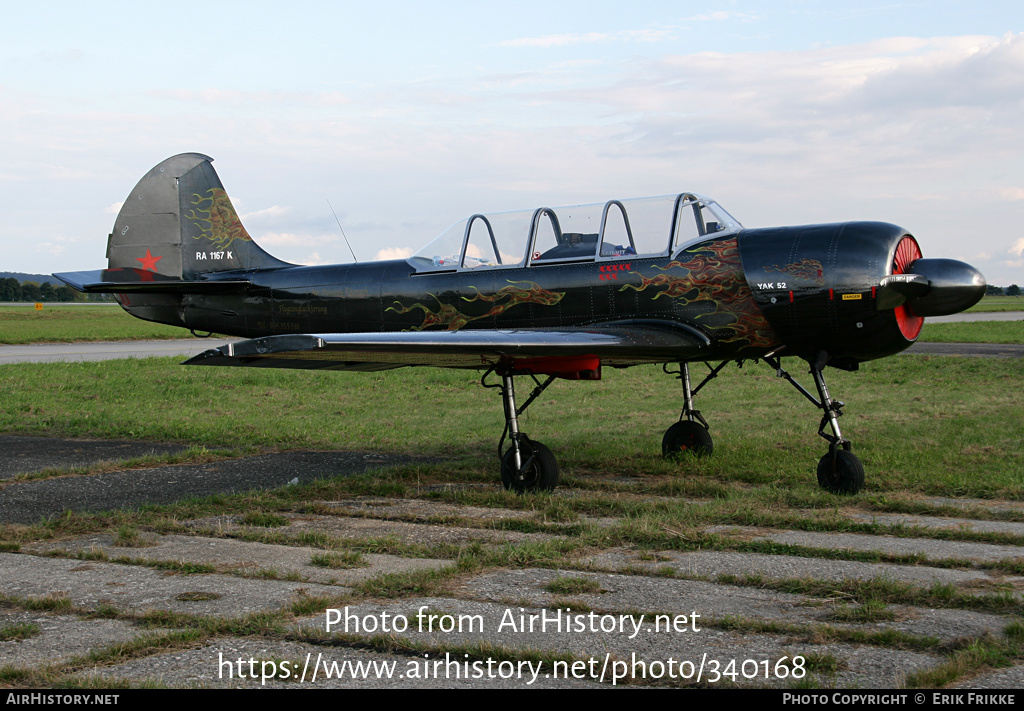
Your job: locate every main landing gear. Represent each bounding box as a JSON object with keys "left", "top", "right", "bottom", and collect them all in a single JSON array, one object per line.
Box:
[
  {"left": 484, "top": 353, "right": 865, "bottom": 495},
  {"left": 663, "top": 356, "right": 865, "bottom": 495},
  {"left": 661, "top": 362, "right": 727, "bottom": 458},
  {"left": 484, "top": 369, "right": 560, "bottom": 493}
]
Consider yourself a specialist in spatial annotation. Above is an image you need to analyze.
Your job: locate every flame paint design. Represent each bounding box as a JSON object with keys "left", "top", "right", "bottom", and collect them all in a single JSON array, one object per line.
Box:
[
  {"left": 621, "top": 238, "right": 780, "bottom": 349},
  {"left": 389, "top": 281, "right": 564, "bottom": 331},
  {"left": 765, "top": 258, "right": 824, "bottom": 285},
  {"left": 185, "top": 188, "right": 253, "bottom": 250}
]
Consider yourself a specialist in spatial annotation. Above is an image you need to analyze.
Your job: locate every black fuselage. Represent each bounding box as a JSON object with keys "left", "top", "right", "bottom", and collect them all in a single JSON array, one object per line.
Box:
[{"left": 122, "top": 222, "right": 922, "bottom": 371}]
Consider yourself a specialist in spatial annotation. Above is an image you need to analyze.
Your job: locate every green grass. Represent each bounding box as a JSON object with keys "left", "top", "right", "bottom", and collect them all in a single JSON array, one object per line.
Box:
[
  {"left": 543, "top": 576, "right": 604, "bottom": 595},
  {"left": 309, "top": 551, "right": 368, "bottom": 569},
  {"left": 0, "top": 622, "right": 40, "bottom": 642},
  {"left": 238, "top": 512, "right": 290, "bottom": 527},
  {"left": 1, "top": 354, "right": 1020, "bottom": 497},
  {"left": 967, "top": 296, "right": 1024, "bottom": 312},
  {"left": 919, "top": 320, "right": 1023, "bottom": 344},
  {"left": 0, "top": 304, "right": 200, "bottom": 344}
]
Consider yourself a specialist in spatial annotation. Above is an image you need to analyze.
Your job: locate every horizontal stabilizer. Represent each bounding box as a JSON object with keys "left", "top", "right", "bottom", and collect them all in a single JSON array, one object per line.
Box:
[
  {"left": 183, "top": 321, "right": 710, "bottom": 372},
  {"left": 53, "top": 269, "right": 250, "bottom": 294}
]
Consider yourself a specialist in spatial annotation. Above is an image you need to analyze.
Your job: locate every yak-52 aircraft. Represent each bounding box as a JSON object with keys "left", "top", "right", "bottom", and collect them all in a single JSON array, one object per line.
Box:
[{"left": 56, "top": 153, "right": 986, "bottom": 495}]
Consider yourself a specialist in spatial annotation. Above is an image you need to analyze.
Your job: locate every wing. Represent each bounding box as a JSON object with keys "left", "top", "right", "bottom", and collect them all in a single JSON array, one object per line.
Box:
[{"left": 183, "top": 320, "right": 711, "bottom": 373}]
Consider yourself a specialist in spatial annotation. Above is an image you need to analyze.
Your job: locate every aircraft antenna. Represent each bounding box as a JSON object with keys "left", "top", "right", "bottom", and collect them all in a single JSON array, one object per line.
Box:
[{"left": 327, "top": 198, "right": 358, "bottom": 263}]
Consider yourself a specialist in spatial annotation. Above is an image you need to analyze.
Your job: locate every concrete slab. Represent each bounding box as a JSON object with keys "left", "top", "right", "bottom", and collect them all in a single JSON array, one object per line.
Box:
[
  {"left": 0, "top": 552, "right": 342, "bottom": 616},
  {"left": 24, "top": 533, "right": 453, "bottom": 586},
  {"left": 461, "top": 568, "right": 821, "bottom": 624},
  {"left": 587, "top": 549, "right": 995, "bottom": 587},
  {"left": 0, "top": 610, "right": 144, "bottom": 667},
  {"left": 707, "top": 526, "right": 1024, "bottom": 563},
  {"left": 921, "top": 497, "right": 1024, "bottom": 515},
  {"left": 321, "top": 497, "right": 619, "bottom": 530},
  {"left": 322, "top": 498, "right": 537, "bottom": 522},
  {"left": 848, "top": 512, "right": 1024, "bottom": 538},
  {"left": 952, "top": 664, "right": 1024, "bottom": 690},
  {"left": 458, "top": 567, "right": 1008, "bottom": 641},
  {"left": 185, "top": 512, "right": 556, "bottom": 546}
]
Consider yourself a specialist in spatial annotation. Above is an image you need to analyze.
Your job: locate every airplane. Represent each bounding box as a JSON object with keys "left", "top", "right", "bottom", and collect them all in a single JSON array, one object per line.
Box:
[{"left": 55, "top": 153, "right": 986, "bottom": 496}]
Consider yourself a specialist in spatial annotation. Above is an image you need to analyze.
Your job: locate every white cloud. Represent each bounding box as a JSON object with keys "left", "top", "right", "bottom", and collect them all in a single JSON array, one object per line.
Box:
[
  {"left": 375, "top": 247, "right": 413, "bottom": 260},
  {"left": 241, "top": 205, "right": 289, "bottom": 220},
  {"left": 1010, "top": 238, "right": 1024, "bottom": 257},
  {"left": 36, "top": 242, "right": 66, "bottom": 257},
  {"left": 104, "top": 201, "right": 123, "bottom": 214},
  {"left": 6, "top": 26, "right": 1024, "bottom": 286},
  {"left": 295, "top": 252, "right": 326, "bottom": 266}
]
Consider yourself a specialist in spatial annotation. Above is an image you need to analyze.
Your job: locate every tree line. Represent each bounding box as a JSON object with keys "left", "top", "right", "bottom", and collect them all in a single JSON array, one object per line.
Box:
[{"left": 0, "top": 278, "right": 111, "bottom": 303}]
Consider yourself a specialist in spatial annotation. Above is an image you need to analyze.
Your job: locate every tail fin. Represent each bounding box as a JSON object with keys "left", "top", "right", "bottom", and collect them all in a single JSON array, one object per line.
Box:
[{"left": 107, "top": 153, "right": 291, "bottom": 279}]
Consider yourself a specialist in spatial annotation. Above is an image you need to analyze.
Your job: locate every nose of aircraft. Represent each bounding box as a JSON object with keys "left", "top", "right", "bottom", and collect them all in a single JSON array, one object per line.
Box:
[{"left": 902, "top": 258, "right": 987, "bottom": 317}]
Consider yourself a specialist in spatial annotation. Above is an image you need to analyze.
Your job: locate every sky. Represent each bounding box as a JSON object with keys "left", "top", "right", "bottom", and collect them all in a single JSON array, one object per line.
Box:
[{"left": 2, "top": 0, "right": 1023, "bottom": 286}]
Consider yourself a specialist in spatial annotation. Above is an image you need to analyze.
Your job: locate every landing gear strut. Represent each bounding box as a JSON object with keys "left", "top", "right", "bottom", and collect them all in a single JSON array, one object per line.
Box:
[
  {"left": 484, "top": 370, "right": 559, "bottom": 493},
  {"left": 662, "top": 361, "right": 726, "bottom": 458},
  {"left": 764, "top": 353, "right": 865, "bottom": 495}
]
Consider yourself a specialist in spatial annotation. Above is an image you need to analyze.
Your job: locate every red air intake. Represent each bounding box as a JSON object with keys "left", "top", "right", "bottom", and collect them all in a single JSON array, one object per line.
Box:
[{"left": 892, "top": 236, "right": 923, "bottom": 340}]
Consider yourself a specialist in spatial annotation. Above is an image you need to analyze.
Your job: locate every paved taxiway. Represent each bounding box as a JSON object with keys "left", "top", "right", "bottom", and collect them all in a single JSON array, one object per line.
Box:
[
  {"left": 0, "top": 338, "right": 240, "bottom": 364},
  {"left": 925, "top": 310, "right": 1024, "bottom": 323}
]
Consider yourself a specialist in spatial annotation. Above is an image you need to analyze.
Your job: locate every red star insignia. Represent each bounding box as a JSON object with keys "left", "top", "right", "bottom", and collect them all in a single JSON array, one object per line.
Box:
[{"left": 136, "top": 249, "right": 163, "bottom": 272}]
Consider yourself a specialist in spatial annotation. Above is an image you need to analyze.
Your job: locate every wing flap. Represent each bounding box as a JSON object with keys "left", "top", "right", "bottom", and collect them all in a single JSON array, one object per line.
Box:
[{"left": 183, "top": 321, "right": 710, "bottom": 371}]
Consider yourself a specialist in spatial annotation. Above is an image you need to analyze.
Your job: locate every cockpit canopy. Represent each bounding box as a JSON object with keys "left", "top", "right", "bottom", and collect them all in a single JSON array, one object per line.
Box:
[{"left": 410, "top": 193, "right": 741, "bottom": 273}]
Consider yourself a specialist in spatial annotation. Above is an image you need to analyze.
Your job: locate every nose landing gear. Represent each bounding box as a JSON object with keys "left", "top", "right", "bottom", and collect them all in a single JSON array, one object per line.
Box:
[{"left": 764, "top": 352, "right": 865, "bottom": 495}]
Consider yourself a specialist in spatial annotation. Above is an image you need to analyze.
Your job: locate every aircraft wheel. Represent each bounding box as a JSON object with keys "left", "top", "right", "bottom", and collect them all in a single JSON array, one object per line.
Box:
[
  {"left": 501, "top": 438, "right": 559, "bottom": 493},
  {"left": 662, "top": 421, "right": 713, "bottom": 458},
  {"left": 816, "top": 449, "right": 865, "bottom": 495}
]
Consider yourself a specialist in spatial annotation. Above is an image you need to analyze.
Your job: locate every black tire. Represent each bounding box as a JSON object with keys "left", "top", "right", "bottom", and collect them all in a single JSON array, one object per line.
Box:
[
  {"left": 500, "top": 438, "right": 559, "bottom": 493},
  {"left": 816, "top": 449, "right": 865, "bottom": 494},
  {"left": 662, "top": 421, "right": 714, "bottom": 458}
]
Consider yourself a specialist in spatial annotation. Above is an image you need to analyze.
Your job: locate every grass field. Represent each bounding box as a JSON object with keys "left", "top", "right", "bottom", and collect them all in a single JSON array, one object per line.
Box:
[
  {"left": 1, "top": 354, "right": 1020, "bottom": 499},
  {"left": 919, "top": 320, "right": 1024, "bottom": 344},
  {"left": 0, "top": 304, "right": 195, "bottom": 344},
  {"left": 968, "top": 295, "right": 1024, "bottom": 312},
  {"left": 1, "top": 299, "right": 1019, "bottom": 500}
]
